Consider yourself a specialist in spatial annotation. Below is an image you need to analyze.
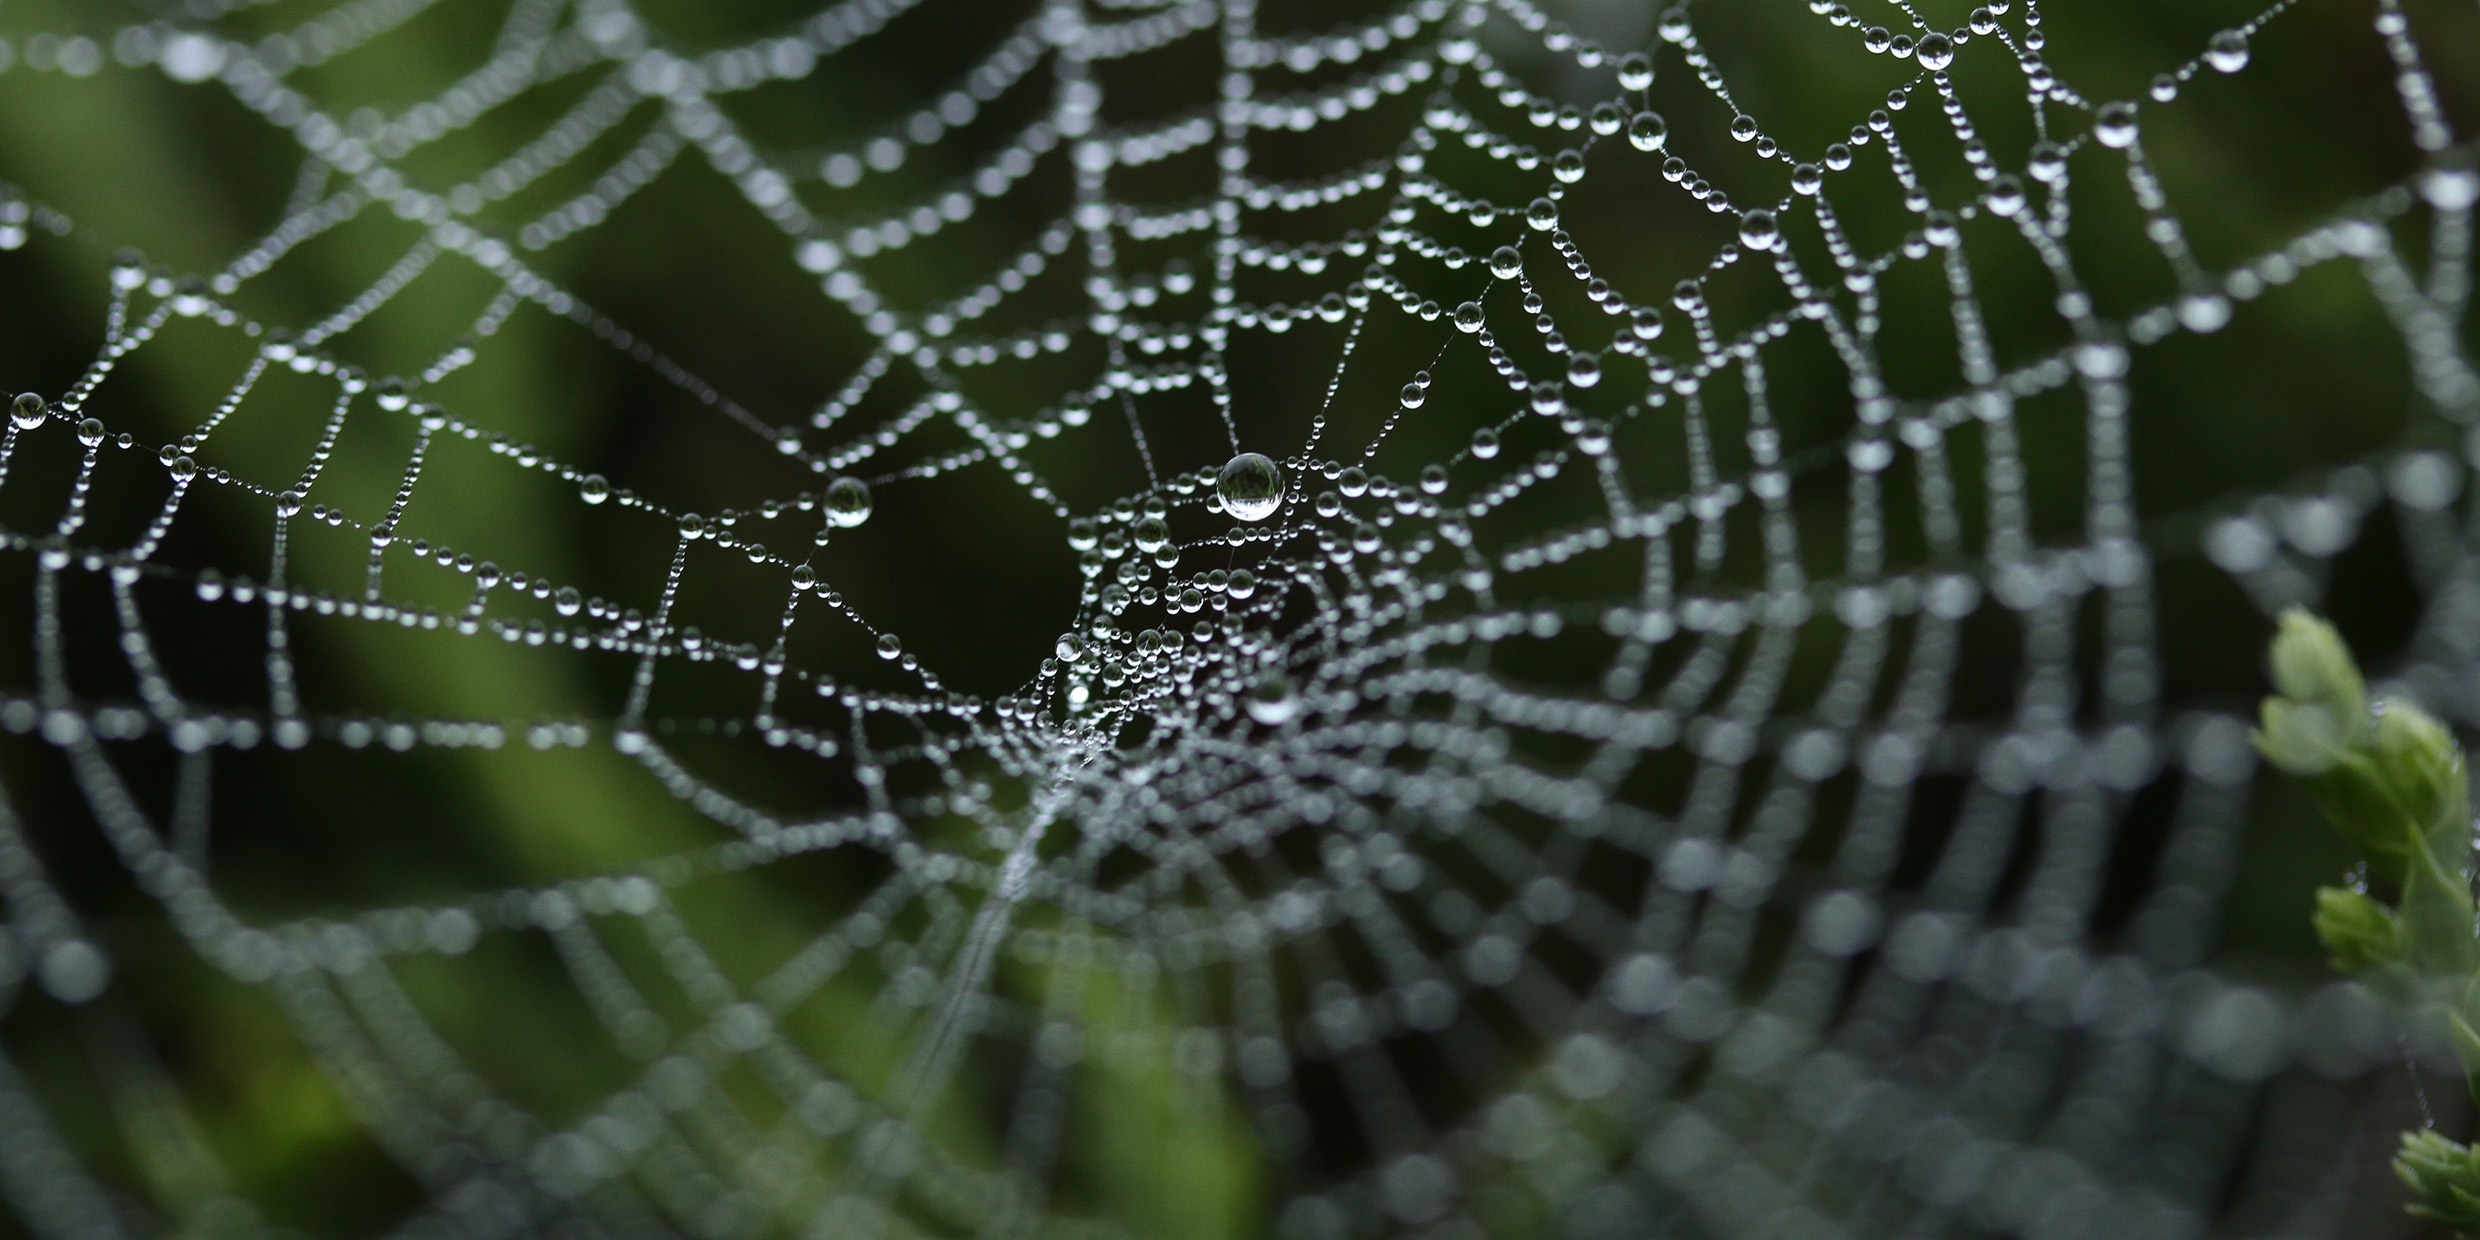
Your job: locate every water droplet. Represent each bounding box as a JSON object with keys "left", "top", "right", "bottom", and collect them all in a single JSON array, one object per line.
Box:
[
  {"left": 76, "top": 417, "right": 105, "bottom": 447},
  {"left": 1631, "top": 307, "right": 1665, "bottom": 340},
  {"left": 1791, "top": 162, "right": 1823, "bottom": 196},
  {"left": 1228, "top": 569, "right": 1256, "bottom": 599},
  {"left": 1067, "top": 517, "right": 1098, "bottom": 550},
  {"left": 1399, "top": 383, "right": 1425, "bottom": 410},
  {"left": 1337, "top": 466, "right": 1370, "bottom": 498},
  {"left": 1420, "top": 464, "right": 1449, "bottom": 494},
  {"left": 1246, "top": 671, "right": 1299, "bottom": 724},
  {"left": 825, "top": 476, "right": 873, "bottom": 527},
  {"left": 169, "top": 455, "right": 197, "bottom": 481},
  {"left": 579, "top": 473, "right": 610, "bottom": 504},
  {"left": 1617, "top": 51, "right": 1653, "bottom": 92},
  {"left": 2205, "top": 28, "right": 2249, "bottom": 74},
  {"left": 2423, "top": 162, "right": 2480, "bottom": 211},
  {"left": 10, "top": 392, "right": 45, "bottom": 431},
  {"left": 1133, "top": 515, "right": 1170, "bottom": 553},
  {"left": 1525, "top": 196, "right": 1558, "bottom": 231},
  {"left": 1552, "top": 149, "right": 1587, "bottom": 183},
  {"left": 38, "top": 939, "right": 108, "bottom": 1004},
  {"left": 2094, "top": 101, "right": 2140, "bottom": 149},
  {"left": 1567, "top": 353, "right": 1603, "bottom": 388},
  {"left": 276, "top": 490, "right": 303, "bottom": 518},
  {"left": 1471, "top": 427, "right": 1501, "bottom": 459},
  {"left": 875, "top": 633, "right": 902, "bottom": 660},
  {"left": 1056, "top": 634, "right": 1085, "bottom": 662},
  {"left": 1453, "top": 301, "right": 1485, "bottom": 333},
  {"left": 1488, "top": 246, "right": 1523, "bottom": 279},
  {"left": 2178, "top": 293, "right": 2232, "bottom": 333},
  {"left": 1216, "top": 452, "right": 1283, "bottom": 522},
  {"left": 2028, "top": 141, "right": 2067, "bottom": 184},
  {"left": 1738, "top": 208, "right": 1782, "bottom": 252},
  {"left": 1729, "top": 114, "right": 1759, "bottom": 142},
  {"left": 791, "top": 563, "right": 816, "bottom": 590},
  {"left": 1916, "top": 32, "right": 1954, "bottom": 72},
  {"left": 1627, "top": 111, "right": 1668, "bottom": 152},
  {"left": 554, "top": 586, "right": 582, "bottom": 616}
]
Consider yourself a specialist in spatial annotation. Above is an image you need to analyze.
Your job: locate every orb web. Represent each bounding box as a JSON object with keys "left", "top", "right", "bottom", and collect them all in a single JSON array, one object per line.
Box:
[{"left": 0, "top": 0, "right": 2471, "bottom": 1237}]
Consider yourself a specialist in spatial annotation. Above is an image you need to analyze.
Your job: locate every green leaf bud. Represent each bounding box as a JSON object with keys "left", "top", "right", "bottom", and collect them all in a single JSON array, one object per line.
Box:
[
  {"left": 2311, "top": 886, "right": 2405, "bottom": 974},
  {"left": 2374, "top": 698, "right": 2468, "bottom": 845},
  {"left": 2256, "top": 697, "right": 2345, "bottom": 776},
  {"left": 2269, "top": 609, "right": 2366, "bottom": 735},
  {"left": 2398, "top": 1130, "right": 2480, "bottom": 1234}
]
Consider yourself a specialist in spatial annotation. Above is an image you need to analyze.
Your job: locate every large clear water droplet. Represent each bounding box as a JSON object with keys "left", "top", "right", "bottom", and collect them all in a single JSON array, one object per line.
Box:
[
  {"left": 76, "top": 417, "right": 105, "bottom": 447},
  {"left": 1216, "top": 452, "right": 1283, "bottom": 522},
  {"left": 578, "top": 473, "right": 610, "bottom": 504},
  {"left": 1133, "top": 515, "right": 1170, "bottom": 552},
  {"left": 2094, "top": 101, "right": 2140, "bottom": 149},
  {"left": 1738, "top": 208, "right": 1782, "bottom": 252},
  {"left": 1246, "top": 671, "right": 1299, "bottom": 725},
  {"left": 1488, "top": 246, "right": 1523, "bottom": 279},
  {"left": 10, "top": 392, "right": 45, "bottom": 431},
  {"left": 825, "top": 476, "right": 873, "bottom": 527},
  {"left": 1628, "top": 111, "right": 1668, "bottom": 152},
  {"left": 2204, "top": 29, "right": 2249, "bottom": 74},
  {"left": 1916, "top": 32, "right": 1954, "bottom": 72}
]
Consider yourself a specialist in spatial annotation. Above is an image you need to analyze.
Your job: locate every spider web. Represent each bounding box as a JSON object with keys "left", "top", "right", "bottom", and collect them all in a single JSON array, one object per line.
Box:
[{"left": 0, "top": 0, "right": 2473, "bottom": 1236}]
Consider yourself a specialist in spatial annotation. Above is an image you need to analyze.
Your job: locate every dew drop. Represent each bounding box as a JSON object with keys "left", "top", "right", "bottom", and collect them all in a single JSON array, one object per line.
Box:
[
  {"left": 1617, "top": 51, "right": 1654, "bottom": 92},
  {"left": 1337, "top": 466, "right": 1370, "bottom": 498},
  {"left": 1471, "top": 427, "right": 1501, "bottom": 459},
  {"left": 1627, "top": 111, "right": 1668, "bottom": 152},
  {"left": 876, "top": 633, "right": 902, "bottom": 660},
  {"left": 1488, "top": 246, "right": 1524, "bottom": 279},
  {"left": 2204, "top": 28, "right": 2249, "bottom": 74},
  {"left": 791, "top": 563, "right": 816, "bottom": 590},
  {"left": 1399, "top": 383, "right": 1426, "bottom": 410},
  {"left": 2020, "top": 147, "right": 2063, "bottom": 190},
  {"left": 276, "top": 490, "right": 303, "bottom": 518},
  {"left": 170, "top": 455, "right": 197, "bottom": 481},
  {"left": 579, "top": 473, "right": 611, "bottom": 504},
  {"left": 1567, "top": 352, "right": 1603, "bottom": 389},
  {"left": 1526, "top": 196, "right": 1558, "bottom": 231},
  {"left": 1737, "top": 208, "right": 1782, "bottom": 252},
  {"left": 76, "top": 417, "right": 105, "bottom": 447},
  {"left": 1631, "top": 306, "right": 1665, "bottom": 340},
  {"left": 1915, "top": 32, "right": 1954, "bottom": 72},
  {"left": 554, "top": 586, "right": 582, "bottom": 616},
  {"left": 1067, "top": 517, "right": 1099, "bottom": 550},
  {"left": 2094, "top": 101, "right": 2140, "bottom": 149},
  {"left": 1454, "top": 301, "right": 1485, "bottom": 333},
  {"left": 1216, "top": 452, "right": 1284, "bottom": 522},
  {"left": 825, "top": 476, "right": 873, "bottom": 527},
  {"left": 1246, "top": 671, "right": 1300, "bottom": 725},
  {"left": 10, "top": 392, "right": 45, "bottom": 431},
  {"left": 1133, "top": 515, "right": 1170, "bottom": 553},
  {"left": 1552, "top": 149, "right": 1587, "bottom": 184},
  {"left": 1420, "top": 464, "right": 1449, "bottom": 494}
]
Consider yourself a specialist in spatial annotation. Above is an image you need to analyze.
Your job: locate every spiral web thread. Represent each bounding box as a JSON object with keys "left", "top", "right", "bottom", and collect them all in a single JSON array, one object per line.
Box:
[{"left": 0, "top": 0, "right": 2474, "bottom": 1236}]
